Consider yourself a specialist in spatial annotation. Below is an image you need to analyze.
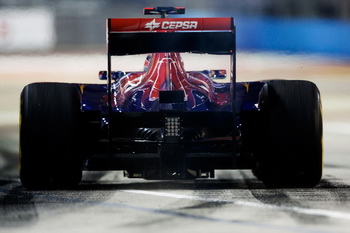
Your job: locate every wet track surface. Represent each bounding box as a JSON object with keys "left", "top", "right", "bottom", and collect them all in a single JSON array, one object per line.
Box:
[{"left": 1, "top": 53, "right": 350, "bottom": 232}]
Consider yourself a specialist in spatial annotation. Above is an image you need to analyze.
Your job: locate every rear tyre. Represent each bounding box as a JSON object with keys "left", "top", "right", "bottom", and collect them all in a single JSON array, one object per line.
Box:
[
  {"left": 20, "top": 83, "right": 83, "bottom": 189},
  {"left": 255, "top": 80, "right": 323, "bottom": 187}
]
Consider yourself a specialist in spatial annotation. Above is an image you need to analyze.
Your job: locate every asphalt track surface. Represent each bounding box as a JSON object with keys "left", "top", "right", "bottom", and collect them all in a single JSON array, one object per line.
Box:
[{"left": 0, "top": 52, "right": 350, "bottom": 233}]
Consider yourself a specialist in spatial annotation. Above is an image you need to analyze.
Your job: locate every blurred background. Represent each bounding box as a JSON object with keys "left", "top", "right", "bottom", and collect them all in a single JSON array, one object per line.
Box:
[{"left": 0, "top": 0, "right": 350, "bottom": 57}]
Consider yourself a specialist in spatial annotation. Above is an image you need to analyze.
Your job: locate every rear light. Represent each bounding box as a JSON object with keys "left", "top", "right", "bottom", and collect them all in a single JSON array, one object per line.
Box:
[{"left": 165, "top": 117, "right": 181, "bottom": 137}]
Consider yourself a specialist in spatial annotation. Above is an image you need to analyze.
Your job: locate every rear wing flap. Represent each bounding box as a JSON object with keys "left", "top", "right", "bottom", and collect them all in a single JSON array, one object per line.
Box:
[{"left": 107, "top": 17, "right": 235, "bottom": 55}]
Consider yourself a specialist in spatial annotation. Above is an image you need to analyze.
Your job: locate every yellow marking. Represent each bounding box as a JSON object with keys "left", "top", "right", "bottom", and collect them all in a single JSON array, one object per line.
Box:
[
  {"left": 243, "top": 82, "right": 250, "bottom": 93},
  {"left": 79, "top": 84, "right": 86, "bottom": 95}
]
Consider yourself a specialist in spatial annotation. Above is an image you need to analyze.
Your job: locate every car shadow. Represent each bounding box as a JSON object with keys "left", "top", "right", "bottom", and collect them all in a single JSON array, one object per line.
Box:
[{"left": 77, "top": 178, "right": 265, "bottom": 191}]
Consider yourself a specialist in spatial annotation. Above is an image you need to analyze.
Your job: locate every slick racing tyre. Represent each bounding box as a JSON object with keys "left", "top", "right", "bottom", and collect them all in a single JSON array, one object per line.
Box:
[
  {"left": 20, "top": 83, "right": 83, "bottom": 189},
  {"left": 255, "top": 80, "right": 323, "bottom": 187}
]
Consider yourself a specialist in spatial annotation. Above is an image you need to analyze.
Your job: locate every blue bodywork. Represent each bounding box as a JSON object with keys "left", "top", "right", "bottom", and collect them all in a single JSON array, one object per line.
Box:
[{"left": 80, "top": 81, "right": 265, "bottom": 123}]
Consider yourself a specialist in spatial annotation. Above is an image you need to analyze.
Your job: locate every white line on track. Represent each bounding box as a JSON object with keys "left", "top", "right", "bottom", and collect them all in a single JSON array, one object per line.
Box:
[
  {"left": 325, "top": 122, "right": 350, "bottom": 135},
  {"left": 122, "top": 189, "right": 350, "bottom": 220},
  {"left": 0, "top": 177, "right": 20, "bottom": 182}
]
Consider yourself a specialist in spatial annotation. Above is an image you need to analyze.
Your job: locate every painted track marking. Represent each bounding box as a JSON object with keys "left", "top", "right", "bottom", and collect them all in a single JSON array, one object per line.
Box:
[
  {"left": 325, "top": 122, "right": 350, "bottom": 135},
  {"left": 0, "top": 187, "right": 333, "bottom": 233},
  {"left": 122, "top": 189, "right": 350, "bottom": 221}
]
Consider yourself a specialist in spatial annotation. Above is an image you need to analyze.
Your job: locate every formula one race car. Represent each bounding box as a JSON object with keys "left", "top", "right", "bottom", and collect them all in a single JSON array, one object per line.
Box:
[{"left": 20, "top": 7, "right": 323, "bottom": 189}]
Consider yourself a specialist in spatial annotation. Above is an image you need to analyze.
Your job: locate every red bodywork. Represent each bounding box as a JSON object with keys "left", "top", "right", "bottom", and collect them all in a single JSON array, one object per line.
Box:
[
  {"left": 108, "top": 17, "right": 234, "bottom": 111},
  {"left": 114, "top": 53, "right": 231, "bottom": 111}
]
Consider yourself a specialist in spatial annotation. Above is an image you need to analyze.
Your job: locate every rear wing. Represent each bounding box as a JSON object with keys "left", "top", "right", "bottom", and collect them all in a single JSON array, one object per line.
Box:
[
  {"left": 107, "top": 17, "right": 235, "bottom": 55},
  {"left": 105, "top": 16, "right": 236, "bottom": 115}
]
